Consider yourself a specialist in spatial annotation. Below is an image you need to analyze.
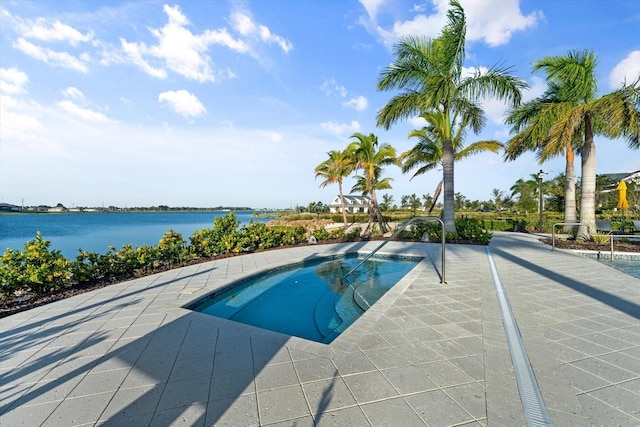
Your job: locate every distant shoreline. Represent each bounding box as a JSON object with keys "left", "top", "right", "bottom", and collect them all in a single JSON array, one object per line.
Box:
[{"left": 0, "top": 208, "right": 280, "bottom": 215}]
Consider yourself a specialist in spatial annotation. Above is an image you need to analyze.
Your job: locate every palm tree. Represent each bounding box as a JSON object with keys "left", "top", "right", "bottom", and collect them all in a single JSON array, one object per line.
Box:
[
  {"left": 380, "top": 193, "right": 394, "bottom": 212},
  {"left": 400, "top": 109, "right": 504, "bottom": 217},
  {"left": 505, "top": 77, "right": 581, "bottom": 230},
  {"left": 347, "top": 132, "right": 398, "bottom": 234},
  {"left": 422, "top": 193, "right": 433, "bottom": 211},
  {"left": 376, "top": 0, "right": 526, "bottom": 233},
  {"left": 314, "top": 149, "right": 353, "bottom": 227},
  {"left": 507, "top": 49, "right": 640, "bottom": 239},
  {"left": 491, "top": 188, "right": 504, "bottom": 212},
  {"left": 510, "top": 177, "right": 538, "bottom": 214}
]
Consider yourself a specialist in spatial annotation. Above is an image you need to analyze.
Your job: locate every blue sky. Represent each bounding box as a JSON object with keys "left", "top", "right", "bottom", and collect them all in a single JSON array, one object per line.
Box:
[{"left": 1, "top": 0, "right": 639, "bottom": 209}]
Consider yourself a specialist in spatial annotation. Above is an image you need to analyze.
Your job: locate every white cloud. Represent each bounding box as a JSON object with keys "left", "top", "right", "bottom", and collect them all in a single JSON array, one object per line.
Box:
[
  {"left": 321, "top": 120, "right": 361, "bottom": 136},
  {"left": 343, "top": 95, "right": 368, "bottom": 111},
  {"left": 121, "top": 4, "right": 249, "bottom": 82},
  {"left": 409, "top": 116, "right": 427, "bottom": 128},
  {"left": 158, "top": 90, "right": 206, "bottom": 119},
  {"left": 13, "top": 38, "right": 89, "bottom": 73},
  {"left": 522, "top": 75, "right": 547, "bottom": 102},
  {"left": 119, "top": 38, "right": 167, "bottom": 79},
  {"left": 19, "top": 18, "right": 93, "bottom": 46},
  {"left": 463, "top": 0, "right": 543, "bottom": 47},
  {"left": 57, "top": 100, "right": 111, "bottom": 122},
  {"left": 364, "top": 0, "right": 541, "bottom": 50},
  {"left": 0, "top": 67, "right": 28, "bottom": 94},
  {"left": 320, "top": 78, "right": 347, "bottom": 97},
  {"left": 62, "top": 86, "right": 84, "bottom": 99},
  {"left": 230, "top": 10, "right": 292, "bottom": 53},
  {"left": 359, "top": 0, "right": 386, "bottom": 21},
  {"left": 610, "top": 50, "right": 640, "bottom": 88}
]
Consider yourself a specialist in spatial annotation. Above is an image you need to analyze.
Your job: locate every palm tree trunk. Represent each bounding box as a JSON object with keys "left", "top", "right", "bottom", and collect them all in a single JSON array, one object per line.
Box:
[
  {"left": 442, "top": 138, "right": 456, "bottom": 233},
  {"left": 577, "top": 116, "right": 596, "bottom": 240},
  {"left": 369, "top": 190, "right": 389, "bottom": 233},
  {"left": 564, "top": 146, "right": 577, "bottom": 230},
  {"left": 338, "top": 183, "right": 348, "bottom": 227},
  {"left": 427, "top": 181, "right": 442, "bottom": 215}
]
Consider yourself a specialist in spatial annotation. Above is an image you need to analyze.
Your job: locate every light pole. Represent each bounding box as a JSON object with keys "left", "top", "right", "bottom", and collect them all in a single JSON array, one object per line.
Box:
[{"left": 537, "top": 169, "right": 545, "bottom": 232}]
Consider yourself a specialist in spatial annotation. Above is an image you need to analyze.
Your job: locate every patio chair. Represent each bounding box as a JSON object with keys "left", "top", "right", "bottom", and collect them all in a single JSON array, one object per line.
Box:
[{"left": 595, "top": 219, "right": 616, "bottom": 234}]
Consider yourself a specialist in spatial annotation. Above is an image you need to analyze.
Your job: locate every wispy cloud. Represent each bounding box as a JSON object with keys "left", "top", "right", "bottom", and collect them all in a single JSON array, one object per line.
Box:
[
  {"left": 62, "top": 86, "right": 84, "bottom": 100},
  {"left": 230, "top": 10, "right": 292, "bottom": 53},
  {"left": 13, "top": 38, "right": 89, "bottom": 72},
  {"left": 321, "top": 120, "right": 361, "bottom": 136},
  {"left": 18, "top": 17, "right": 93, "bottom": 45},
  {"left": 57, "top": 100, "right": 112, "bottom": 122},
  {"left": 343, "top": 95, "right": 368, "bottom": 112},
  {"left": 0, "top": 67, "right": 29, "bottom": 94},
  {"left": 320, "top": 78, "right": 347, "bottom": 97}
]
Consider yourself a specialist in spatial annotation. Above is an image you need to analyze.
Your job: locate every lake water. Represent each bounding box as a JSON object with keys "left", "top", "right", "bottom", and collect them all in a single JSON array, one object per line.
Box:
[{"left": 0, "top": 211, "right": 270, "bottom": 258}]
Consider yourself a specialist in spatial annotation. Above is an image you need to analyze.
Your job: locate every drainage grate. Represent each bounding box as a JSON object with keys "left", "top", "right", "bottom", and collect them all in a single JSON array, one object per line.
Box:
[{"left": 486, "top": 247, "right": 552, "bottom": 427}]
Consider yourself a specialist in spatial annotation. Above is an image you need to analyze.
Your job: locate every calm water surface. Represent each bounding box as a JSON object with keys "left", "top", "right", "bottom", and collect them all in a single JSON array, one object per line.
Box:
[
  {"left": 597, "top": 257, "right": 640, "bottom": 280},
  {"left": 0, "top": 211, "right": 269, "bottom": 258}
]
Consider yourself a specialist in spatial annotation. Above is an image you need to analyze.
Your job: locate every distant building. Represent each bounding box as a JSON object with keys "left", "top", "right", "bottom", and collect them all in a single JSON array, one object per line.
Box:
[
  {"left": 0, "top": 203, "right": 21, "bottom": 212},
  {"left": 329, "top": 195, "right": 371, "bottom": 214},
  {"left": 600, "top": 170, "right": 640, "bottom": 192}
]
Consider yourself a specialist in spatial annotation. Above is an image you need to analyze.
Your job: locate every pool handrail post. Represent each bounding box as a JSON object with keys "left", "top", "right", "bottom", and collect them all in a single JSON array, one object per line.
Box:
[
  {"left": 551, "top": 222, "right": 586, "bottom": 251},
  {"left": 343, "top": 216, "right": 446, "bottom": 284},
  {"left": 607, "top": 233, "right": 637, "bottom": 262}
]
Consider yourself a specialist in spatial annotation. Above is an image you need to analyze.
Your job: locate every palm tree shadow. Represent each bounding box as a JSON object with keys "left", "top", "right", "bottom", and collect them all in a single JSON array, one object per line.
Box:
[{"left": 491, "top": 247, "right": 640, "bottom": 320}]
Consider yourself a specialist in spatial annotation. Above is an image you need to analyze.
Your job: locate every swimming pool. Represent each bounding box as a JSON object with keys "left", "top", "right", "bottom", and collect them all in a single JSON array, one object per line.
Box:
[
  {"left": 596, "top": 257, "right": 640, "bottom": 279},
  {"left": 188, "top": 255, "right": 421, "bottom": 343}
]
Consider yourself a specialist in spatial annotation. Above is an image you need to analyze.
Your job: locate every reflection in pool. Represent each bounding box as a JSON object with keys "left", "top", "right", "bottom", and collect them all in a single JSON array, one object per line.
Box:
[{"left": 189, "top": 255, "right": 421, "bottom": 343}]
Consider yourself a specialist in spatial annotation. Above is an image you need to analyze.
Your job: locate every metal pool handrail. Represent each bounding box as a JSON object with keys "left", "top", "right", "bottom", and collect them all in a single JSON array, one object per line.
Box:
[
  {"left": 343, "top": 216, "right": 446, "bottom": 284},
  {"left": 604, "top": 234, "right": 639, "bottom": 262},
  {"left": 552, "top": 222, "right": 638, "bottom": 261}
]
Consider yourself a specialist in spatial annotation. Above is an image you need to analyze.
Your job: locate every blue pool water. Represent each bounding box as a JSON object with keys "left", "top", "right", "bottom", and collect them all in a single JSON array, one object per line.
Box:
[
  {"left": 190, "top": 255, "right": 421, "bottom": 344},
  {"left": 597, "top": 257, "right": 640, "bottom": 279}
]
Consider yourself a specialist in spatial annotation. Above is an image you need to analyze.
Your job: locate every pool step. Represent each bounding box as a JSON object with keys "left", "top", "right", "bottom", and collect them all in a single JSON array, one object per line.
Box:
[
  {"left": 334, "top": 284, "right": 365, "bottom": 333},
  {"left": 313, "top": 290, "right": 341, "bottom": 338}
]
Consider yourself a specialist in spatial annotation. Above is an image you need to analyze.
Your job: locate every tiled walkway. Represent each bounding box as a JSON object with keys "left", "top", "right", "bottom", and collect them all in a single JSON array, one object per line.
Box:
[{"left": 1, "top": 232, "right": 639, "bottom": 426}]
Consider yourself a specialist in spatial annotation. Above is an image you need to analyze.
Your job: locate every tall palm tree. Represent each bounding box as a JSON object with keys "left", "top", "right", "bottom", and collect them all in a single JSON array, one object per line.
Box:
[
  {"left": 376, "top": 0, "right": 526, "bottom": 233},
  {"left": 507, "top": 49, "right": 640, "bottom": 239},
  {"left": 347, "top": 132, "right": 398, "bottom": 233},
  {"left": 400, "top": 110, "right": 504, "bottom": 214},
  {"left": 505, "top": 76, "right": 582, "bottom": 229},
  {"left": 315, "top": 149, "right": 354, "bottom": 227}
]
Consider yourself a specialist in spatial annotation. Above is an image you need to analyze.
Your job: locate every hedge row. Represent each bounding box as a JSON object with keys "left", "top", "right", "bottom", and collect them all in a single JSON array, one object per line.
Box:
[{"left": 0, "top": 213, "right": 316, "bottom": 298}]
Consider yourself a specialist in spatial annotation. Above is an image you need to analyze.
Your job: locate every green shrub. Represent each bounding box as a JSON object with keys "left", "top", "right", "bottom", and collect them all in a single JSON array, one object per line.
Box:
[
  {"left": 455, "top": 218, "right": 492, "bottom": 244},
  {"left": 591, "top": 233, "right": 610, "bottom": 244},
  {"left": 397, "top": 218, "right": 492, "bottom": 244},
  {"left": 155, "top": 230, "right": 188, "bottom": 266},
  {"left": 0, "top": 232, "right": 72, "bottom": 296},
  {"left": 345, "top": 226, "right": 362, "bottom": 239},
  {"left": 311, "top": 227, "right": 331, "bottom": 240},
  {"left": 190, "top": 212, "right": 241, "bottom": 256}
]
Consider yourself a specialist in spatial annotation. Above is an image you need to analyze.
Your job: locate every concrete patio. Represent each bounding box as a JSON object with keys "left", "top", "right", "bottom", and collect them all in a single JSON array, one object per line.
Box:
[{"left": 1, "top": 232, "right": 639, "bottom": 426}]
